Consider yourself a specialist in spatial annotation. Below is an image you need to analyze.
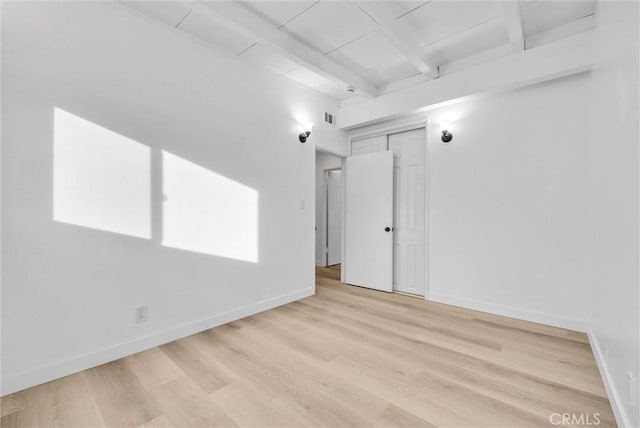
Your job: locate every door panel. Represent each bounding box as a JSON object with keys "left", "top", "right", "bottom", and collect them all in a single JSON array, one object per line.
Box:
[
  {"left": 389, "top": 129, "right": 426, "bottom": 296},
  {"left": 326, "top": 170, "right": 342, "bottom": 266},
  {"left": 344, "top": 151, "right": 394, "bottom": 292}
]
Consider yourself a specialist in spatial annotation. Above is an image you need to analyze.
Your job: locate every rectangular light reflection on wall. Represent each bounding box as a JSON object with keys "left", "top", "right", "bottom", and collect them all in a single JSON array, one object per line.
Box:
[
  {"left": 162, "top": 151, "right": 258, "bottom": 263},
  {"left": 53, "top": 108, "right": 151, "bottom": 238}
]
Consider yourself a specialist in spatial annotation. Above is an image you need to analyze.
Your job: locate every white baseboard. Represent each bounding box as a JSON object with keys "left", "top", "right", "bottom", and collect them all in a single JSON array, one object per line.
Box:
[
  {"left": 427, "top": 292, "right": 588, "bottom": 332},
  {"left": 1, "top": 287, "right": 314, "bottom": 396},
  {"left": 588, "top": 329, "right": 631, "bottom": 428}
]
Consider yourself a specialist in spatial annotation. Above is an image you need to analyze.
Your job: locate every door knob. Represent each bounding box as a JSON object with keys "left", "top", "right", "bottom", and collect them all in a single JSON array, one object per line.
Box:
[{"left": 385, "top": 227, "right": 391, "bottom": 232}]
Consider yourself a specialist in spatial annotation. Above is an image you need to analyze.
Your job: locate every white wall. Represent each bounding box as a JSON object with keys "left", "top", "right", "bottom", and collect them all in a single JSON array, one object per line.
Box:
[
  {"left": 315, "top": 151, "right": 343, "bottom": 266},
  {"left": 587, "top": 2, "right": 639, "bottom": 426},
  {"left": 425, "top": 73, "right": 592, "bottom": 331},
  {"left": 1, "top": 1, "right": 346, "bottom": 394}
]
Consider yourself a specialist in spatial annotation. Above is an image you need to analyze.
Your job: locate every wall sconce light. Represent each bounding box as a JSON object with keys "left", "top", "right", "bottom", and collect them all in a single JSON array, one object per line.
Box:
[
  {"left": 298, "top": 122, "right": 313, "bottom": 143},
  {"left": 440, "top": 120, "right": 453, "bottom": 143}
]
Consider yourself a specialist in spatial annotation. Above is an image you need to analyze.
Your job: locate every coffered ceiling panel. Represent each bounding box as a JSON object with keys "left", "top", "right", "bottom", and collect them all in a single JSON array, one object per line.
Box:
[
  {"left": 326, "top": 30, "right": 401, "bottom": 75},
  {"left": 521, "top": 0, "right": 596, "bottom": 36},
  {"left": 120, "top": 1, "right": 191, "bottom": 27},
  {"left": 398, "top": 1, "right": 503, "bottom": 48},
  {"left": 280, "top": 2, "right": 377, "bottom": 54},
  {"left": 383, "top": 1, "right": 430, "bottom": 19},
  {"left": 358, "top": 57, "right": 420, "bottom": 88},
  {"left": 238, "top": 43, "right": 299, "bottom": 75},
  {"left": 179, "top": 9, "right": 256, "bottom": 54},
  {"left": 316, "top": 80, "right": 353, "bottom": 100},
  {"left": 423, "top": 15, "right": 509, "bottom": 65},
  {"left": 242, "top": 1, "right": 317, "bottom": 28}
]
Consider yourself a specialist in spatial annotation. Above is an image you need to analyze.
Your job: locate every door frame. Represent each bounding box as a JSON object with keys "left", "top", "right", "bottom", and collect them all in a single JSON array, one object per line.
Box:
[
  {"left": 324, "top": 167, "right": 342, "bottom": 266},
  {"left": 345, "top": 118, "right": 430, "bottom": 300},
  {"left": 315, "top": 148, "right": 346, "bottom": 269}
]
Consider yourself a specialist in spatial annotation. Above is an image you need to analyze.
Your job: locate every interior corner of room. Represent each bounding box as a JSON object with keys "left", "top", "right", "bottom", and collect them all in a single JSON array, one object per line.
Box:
[{"left": 1, "top": 1, "right": 639, "bottom": 427}]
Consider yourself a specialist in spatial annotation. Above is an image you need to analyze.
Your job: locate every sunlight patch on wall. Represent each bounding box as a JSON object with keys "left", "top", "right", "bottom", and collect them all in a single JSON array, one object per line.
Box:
[
  {"left": 162, "top": 151, "right": 258, "bottom": 263},
  {"left": 53, "top": 108, "right": 151, "bottom": 238}
]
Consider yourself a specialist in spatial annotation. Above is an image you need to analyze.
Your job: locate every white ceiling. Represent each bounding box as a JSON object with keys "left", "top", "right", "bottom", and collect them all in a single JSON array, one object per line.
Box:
[{"left": 120, "top": 0, "right": 596, "bottom": 101}]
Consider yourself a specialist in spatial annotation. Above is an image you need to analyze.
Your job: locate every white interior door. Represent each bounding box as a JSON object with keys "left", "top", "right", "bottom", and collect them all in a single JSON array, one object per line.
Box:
[
  {"left": 344, "top": 151, "right": 394, "bottom": 292},
  {"left": 389, "top": 129, "right": 426, "bottom": 296},
  {"left": 326, "top": 170, "right": 342, "bottom": 266}
]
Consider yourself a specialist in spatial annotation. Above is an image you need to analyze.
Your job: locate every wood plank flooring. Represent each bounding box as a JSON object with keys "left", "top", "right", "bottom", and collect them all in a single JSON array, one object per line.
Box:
[{"left": 1, "top": 266, "right": 615, "bottom": 427}]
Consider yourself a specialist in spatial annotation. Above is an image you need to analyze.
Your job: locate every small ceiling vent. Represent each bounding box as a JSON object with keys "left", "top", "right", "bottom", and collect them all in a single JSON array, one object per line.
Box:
[{"left": 324, "top": 111, "right": 335, "bottom": 126}]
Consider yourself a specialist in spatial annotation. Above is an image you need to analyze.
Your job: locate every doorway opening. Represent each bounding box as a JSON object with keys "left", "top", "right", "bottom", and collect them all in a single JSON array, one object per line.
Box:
[
  {"left": 315, "top": 150, "right": 344, "bottom": 272},
  {"left": 325, "top": 169, "right": 342, "bottom": 266}
]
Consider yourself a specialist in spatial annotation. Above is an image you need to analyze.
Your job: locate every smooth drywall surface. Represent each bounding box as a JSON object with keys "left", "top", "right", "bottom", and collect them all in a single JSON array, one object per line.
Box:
[
  {"left": 425, "top": 73, "right": 591, "bottom": 330},
  {"left": 315, "top": 151, "right": 343, "bottom": 266},
  {"left": 1, "top": 1, "right": 346, "bottom": 394},
  {"left": 587, "top": 2, "right": 639, "bottom": 426}
]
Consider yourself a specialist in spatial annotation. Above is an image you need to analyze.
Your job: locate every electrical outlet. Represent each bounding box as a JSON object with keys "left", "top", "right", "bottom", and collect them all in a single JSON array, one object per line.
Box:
[
  {"left": 627, "top": 372, "right": 636, "bottom": 404},
  {"left": 135, "top": 305, "right": 147, "bottom": 323}
]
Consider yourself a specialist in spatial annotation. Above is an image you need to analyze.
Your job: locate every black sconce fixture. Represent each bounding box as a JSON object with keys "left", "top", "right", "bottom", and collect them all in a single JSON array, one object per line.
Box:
[
  {"left": 299, "top": 129, "right": 311, "bottom": 143},
  {"left": 440, "top": 120, "right": 453, "bottom": 143},
  {"left": 298, "top": 122, "right": 313, "bottom": 143}
]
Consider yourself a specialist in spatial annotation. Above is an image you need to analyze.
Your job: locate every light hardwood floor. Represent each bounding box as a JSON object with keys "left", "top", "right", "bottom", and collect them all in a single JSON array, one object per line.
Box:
[{"left": 1, "top": 266, "right": 615, "bottom": 427}]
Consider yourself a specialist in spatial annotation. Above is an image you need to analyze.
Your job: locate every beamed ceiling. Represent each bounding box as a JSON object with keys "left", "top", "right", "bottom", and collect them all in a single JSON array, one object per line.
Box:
[{"left": 121, "top": 1, "right": 596, "bottom": 101}]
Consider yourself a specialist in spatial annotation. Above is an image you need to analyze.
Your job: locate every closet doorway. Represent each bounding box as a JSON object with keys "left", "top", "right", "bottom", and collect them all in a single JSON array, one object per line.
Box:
[{"left": 347, "top": 127, "right": 426, "bottom": 297}]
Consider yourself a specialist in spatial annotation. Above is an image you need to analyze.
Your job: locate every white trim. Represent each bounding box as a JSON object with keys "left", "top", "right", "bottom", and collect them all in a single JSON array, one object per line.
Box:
[
  {"left": 588, "top": 329, "right": 631, "bottom": 428},
  {"left": 427, "top": 291, "right": 588, "bottom": 332},
  {"left": 423, "top": 121, "right": 430, "bottom": 300},
  {"left": 1, "top": 287, "right": 314, "bottom": 396},
  {"left": 349, "top": 120, "right": 428, "bottom": 143},
  {"left": 340, "top": 156, "right": 347, "bottom": 283}
]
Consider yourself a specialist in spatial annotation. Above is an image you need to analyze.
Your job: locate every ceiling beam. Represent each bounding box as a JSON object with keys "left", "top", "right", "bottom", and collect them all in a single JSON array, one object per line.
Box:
[
  {"left": 357, "top": 2, "right": 438, "bottom": 79},
  {"left": 183, "top": 1, "right": 378, "bottom": 98},
  {"left": 502, "top": 1, "right": 525, "bottom": 53},
  {"left": 338, "top": 30, "right": 594, "bottom": 129}
]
